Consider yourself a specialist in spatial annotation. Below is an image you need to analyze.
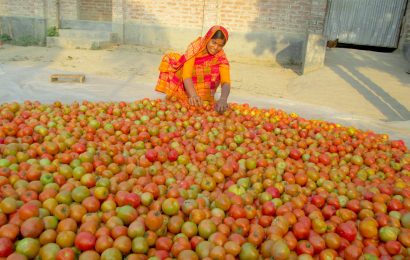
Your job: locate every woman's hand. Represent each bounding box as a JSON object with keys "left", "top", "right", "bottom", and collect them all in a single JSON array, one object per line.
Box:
[
  {"left": 189, "top": 95, "right": 202, "bottom": 106},
  {"left": 215, "top": 98, "right": 228, "bottom": 113}
]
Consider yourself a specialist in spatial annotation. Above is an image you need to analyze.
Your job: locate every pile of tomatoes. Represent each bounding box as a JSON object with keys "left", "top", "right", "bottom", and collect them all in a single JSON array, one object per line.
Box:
[{"left": 0, "top": 98, "right": 409, "bottom": 259}]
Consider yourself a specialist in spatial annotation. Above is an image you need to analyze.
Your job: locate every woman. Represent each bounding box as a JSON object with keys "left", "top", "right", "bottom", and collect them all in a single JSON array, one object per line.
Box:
[{"left": 155, "top": 25, "right": 231, "bottom": 113}]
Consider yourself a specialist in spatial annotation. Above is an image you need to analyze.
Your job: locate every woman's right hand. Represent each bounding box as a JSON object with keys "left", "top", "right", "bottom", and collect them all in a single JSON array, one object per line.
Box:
[{"left": 188, "top": 95, "right": 202, "bottom": 106}]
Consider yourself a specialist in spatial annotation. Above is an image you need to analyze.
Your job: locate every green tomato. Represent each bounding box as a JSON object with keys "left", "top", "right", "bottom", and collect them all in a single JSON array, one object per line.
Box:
[
  {"left": 401, "top": 212, "right": 410, "bottom": 228},
  {"left": 338, "top": 195, "right": 349, "bottom": 208},
  {"left": 379, "top": 226, "right": 400, "bottom": 242},
  {"left": 72, "top": 166, "right": 86, "bottom": 180},
  {"left": 239, "top": 242, "right": 259, "bottom": 260},
  {"left": 161, "top": 198, "right": 180, "bottom": 216},
  {"left": 16, "top": 238, "right": 40, "bottom": 259},
  {"left": 71, "top": 186, "right": 90, "bottom": 203},
  {"left": 96, "top": 177, "right": 110, "bottom": 188},
  {"left": 40, "top": 173, "right": 54, "bottom": 185},
  {"left": 39, "top": 158, "right": 51, "bottom": 166},
  {"left": 234, "top": 135, "right": 244, "bottom": 144},
  {"left": 363, "top": 253, "right": 378, "bottom": 260},
  {"left": 101, "top": 248, "right": 122, "bottom": 260},
  {"left": 88, "top": 119, "right": 100, "bottom": 129},
  {"left": 132, "top": 237, "right": 148, "bottom": 254}
]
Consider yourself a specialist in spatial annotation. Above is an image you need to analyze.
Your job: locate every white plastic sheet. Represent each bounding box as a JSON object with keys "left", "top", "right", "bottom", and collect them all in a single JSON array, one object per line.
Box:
[{"left": 1, "top": 63, "right": 409, "bottom": 145}]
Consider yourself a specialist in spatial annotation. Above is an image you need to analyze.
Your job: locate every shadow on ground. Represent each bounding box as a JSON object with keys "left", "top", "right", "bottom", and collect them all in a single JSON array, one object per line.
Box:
[{"left": 326, "top": 48, "right": 410, "bottom": 121}]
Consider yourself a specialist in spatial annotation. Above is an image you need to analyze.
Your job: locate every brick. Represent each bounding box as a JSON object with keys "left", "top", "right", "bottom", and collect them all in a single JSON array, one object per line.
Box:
[
  {"left": 77, "top": 0, "right": 112, "bottom": 21},
  {"left": 1, "top": 0, "right": 34, "bottom": 17}
]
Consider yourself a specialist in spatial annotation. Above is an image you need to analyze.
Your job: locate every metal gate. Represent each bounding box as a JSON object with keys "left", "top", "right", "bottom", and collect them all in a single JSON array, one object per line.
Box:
[{"left": 324, "top": 0, "right": 407, "bottom": 48}]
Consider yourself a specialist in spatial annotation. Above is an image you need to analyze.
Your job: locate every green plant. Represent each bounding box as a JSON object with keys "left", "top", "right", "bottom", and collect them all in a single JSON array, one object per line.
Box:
[
  {"left": 0, "top": 34, "right": 11, "bottom": 42},
  {"left": 13, "top": 36, "right": 37, "bottom": 46},
  {"left": 47, "top": 26, "right": 58, "bottom": 37}
]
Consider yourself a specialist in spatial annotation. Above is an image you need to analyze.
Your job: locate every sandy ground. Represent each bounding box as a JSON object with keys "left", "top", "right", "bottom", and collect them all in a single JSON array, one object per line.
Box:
[{"left": 0, "top": 44, "right": 409, "bottom": 143}]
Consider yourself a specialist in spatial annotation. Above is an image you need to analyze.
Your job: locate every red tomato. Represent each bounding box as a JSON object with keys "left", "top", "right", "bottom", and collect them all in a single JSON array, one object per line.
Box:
[
  {"left": 336, "top": 221, "right": 357, "bottom": 242},
  {"left": 293, "top": 222, "right": 310, "bottom": 240},
  {"left": 289, "top": 149, "right": 302, "bottom": 160},
  {"left": 296, "top": 240, "right": 314, "bottom": 255},
  {"left": 168, "top": 149, "right": 179, "bottom": 161},
  {"left": 261, "top": 201, "right": 276, "bottom": 216},
  {"left": 311, "top": 195, "right": 325, "bottom": 208},
  {"left": 74, "top": 232, "right": 96, "bottom": 251},
  {"left": 384, "top": 240, "right": 401, "bottom": 255},
  {"left": 145, "top": 149, "right": 158, "bottom": 162},
  {"left": 125, "top": 193, "right": 141, "bottom": 208},
  {"left": 0, "top": 237, "right": 13, "bottom": 257},
  {"left": 308, "top": 232, "right": 326, "bottom": 254}
]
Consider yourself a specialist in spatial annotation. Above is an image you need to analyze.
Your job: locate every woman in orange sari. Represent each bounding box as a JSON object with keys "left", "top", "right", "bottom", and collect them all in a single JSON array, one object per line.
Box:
[{"left": 155, "top": 25, "right": 231, "bottom": 113}]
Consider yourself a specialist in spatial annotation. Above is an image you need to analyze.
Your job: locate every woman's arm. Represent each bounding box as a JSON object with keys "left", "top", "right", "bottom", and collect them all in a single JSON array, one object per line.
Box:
[
  {"left": 219, "top": 83, "right": 230, "bottom": 101},
  {"left": 215, "top": 64, "right": 231, "bottom": 113},
  {"left": 216, "top": 83, "right": 230, "bottom": 113},
  {"left": 183, "top": 78, "right": 202, "bottom": 106},
  {"left": 183, "top": 59, "right": 202, "bottom": 106}
]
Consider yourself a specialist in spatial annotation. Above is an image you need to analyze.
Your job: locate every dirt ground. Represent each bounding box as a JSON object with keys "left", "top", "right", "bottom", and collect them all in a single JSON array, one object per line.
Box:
[{"left": 0, "top": 43, "right": 409, "bottom": 143}]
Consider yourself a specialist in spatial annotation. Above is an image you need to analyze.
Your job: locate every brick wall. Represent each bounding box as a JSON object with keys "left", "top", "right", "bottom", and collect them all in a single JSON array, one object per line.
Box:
[
  {"left": 308, "top": 0, "right": 328, "bottom": 33},
  {"left": 123, "top": 0, "right": 327, "bottom": 33},
  {"left": 79, "top": 0, "right": 112, "bottom": 21},
  {"left": 0, "top": 0, "right": 327, "bottom": 34},
  {"left": 220, "top": 0, "right": 314, "bottom": 33},
  {"left": 0, "top": 1, "right": 6, "bottom": 16},
  {"left": 60, "top": 0, "right": 79, "bottom": 20},
  {"left": 125, "top": 0, "right": 204, "bottom": 29},
  {"left": 0, "top": 0, "right": 35, "bottom": 17}
]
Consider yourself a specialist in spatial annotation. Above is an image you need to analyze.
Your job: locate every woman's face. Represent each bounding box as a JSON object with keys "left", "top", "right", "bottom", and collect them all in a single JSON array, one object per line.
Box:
[{"left": 206, "top": 38, "right": 225, "bottom": 55}]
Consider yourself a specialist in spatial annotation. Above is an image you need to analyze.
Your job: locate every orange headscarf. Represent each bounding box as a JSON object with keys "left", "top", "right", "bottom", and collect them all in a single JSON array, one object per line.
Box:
[{"left": 162, "top": 25, "right": 229, "bottom": 72}]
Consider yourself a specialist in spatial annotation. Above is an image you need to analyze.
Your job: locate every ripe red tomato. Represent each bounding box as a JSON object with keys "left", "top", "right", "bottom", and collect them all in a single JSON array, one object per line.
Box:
[
  {"left": 296, "top": 240, "right": 314, "bottom": 255},
  {"left": 125, "top": 193, "right": 141, "bottom": 208},
  {"left": 293, "top": 222, "right": 310, "bottom": 240},
  {"left": 311, "top": 195, "right": 325, "bottom": 208},
  {"left": 72, "top": 143, "right": 86, "bottom": 154},
  {"left": 265, "top": 187, "right": 281, "bottom": 198},
  {"left": 145, "top": 149, "right": 158, "bottom": 162},
  {"left": 384, "top": 240, "right": 401, "bottom": 255},
  {"left": 56, "top": 248, "right": 76, "bottom": 260},
  {"left": 289, "top": 149, "right": 302, "bottom": 160},
  {"left": 74, "top": 232, "right": 96, "bottom": 251},
  {"left": 261, "top": 201, "right": 276, "bottom": 216},
  {"left": 336, "top": 221, "right": 357, "bottom": 242},
  {"left": 228, "top": 205, "right": 246, "bottom": 219},
  {"left": 318, "top": 154, "right": 331, "bottom": 165},
  {"left": 168, "top": 149, "right": 179, "bottom": 161},
  {"left": 0, "top": 237, "right": 13, "bottom": 257}
]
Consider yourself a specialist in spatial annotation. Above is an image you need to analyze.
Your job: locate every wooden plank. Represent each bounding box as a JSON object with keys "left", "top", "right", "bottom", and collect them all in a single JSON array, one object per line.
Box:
[{"left": 50, "top": 74, "right": 86, "bottom": 83}]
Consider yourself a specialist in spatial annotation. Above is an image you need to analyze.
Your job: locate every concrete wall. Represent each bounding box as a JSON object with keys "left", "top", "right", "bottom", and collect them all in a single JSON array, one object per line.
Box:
[
  {"left": 399, "top": 0, "right": 410, "bottom": 49},
  {"left": 400, "top": 0, "right": 410, "bottom": 63},
  {"left": 0, "top": 0, "right": 46, "bottom": 45},
  {"left": 301, "top": 33, "right": 327, "bottom": 74}
]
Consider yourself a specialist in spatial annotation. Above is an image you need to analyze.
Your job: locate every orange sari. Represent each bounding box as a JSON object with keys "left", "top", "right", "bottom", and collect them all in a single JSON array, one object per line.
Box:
[{"left": 155, "top": 25, "right": 229, "bottom": 104}]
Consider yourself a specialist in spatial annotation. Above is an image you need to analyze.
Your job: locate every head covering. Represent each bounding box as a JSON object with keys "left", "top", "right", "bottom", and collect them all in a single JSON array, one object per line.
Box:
[
  {"left": 185, "top": 26, "right": 229, "bottom": 59},
  {"left": 168, "top": 25, "right": 229, "bottom": 71}
]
